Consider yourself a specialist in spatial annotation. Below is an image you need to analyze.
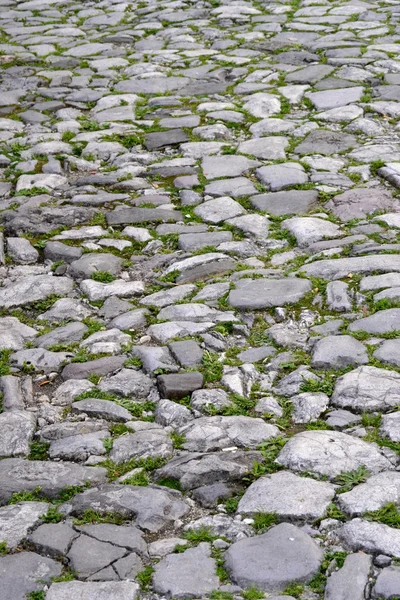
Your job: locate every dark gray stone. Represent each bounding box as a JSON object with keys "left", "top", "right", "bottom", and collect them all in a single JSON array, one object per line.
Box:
[
  {"left": 250, "top": 190, "right": 318, "bottom": 216},
  {"left": 157, "top": 372, "right": 204, "bottom": 400},
  {"left": 225, "top": 523, "right": 323, "bottom": 592}
]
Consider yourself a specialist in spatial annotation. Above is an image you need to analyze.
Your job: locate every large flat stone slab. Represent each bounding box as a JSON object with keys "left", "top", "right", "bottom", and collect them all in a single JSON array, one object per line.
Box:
[
  {"left": 299, "top": 255, "right": 400, "bottom": 280},
  {"left": 0, "top": 501, "right": 49, "bottom": 549},
  {"left": 0, "top": 458, "right": 107, "bottom": 505},
  {"left": 61, "top": 484, "right": 189, "bottom": 532},
  {"left": 349, "top": 309, "right": 400, "bottom": 335},
  {"left": 225, "top": 523, "right": 323, "bottom": 592},
  {"left": 0, "top": 552, "right": 62, "bottom": 599},
  {"left": 338, "top": 471, "right": 400, "bottom": 516},
  {"left": 228, "top": 278, "right": 312, "bottom": 309},
  {"left": 250, "top": 189, "right": 318, "bottom": 216},
  {"left": 46, "top": 581, "right": 139, "bottom": 600},
  {"left": 339, "top": 519, "right": 400, "bottom": 559},
  {"left": 238, "top": 471, "right": 335, "bottom": 520},
  {"left": 332, "top": 366, "right": 400, "bottom": 412},
  {"left": 0, "top": 275, "right": 73, "bottom": 308},
  {"left": 277, "top": 430, "right": 391, "bottom": 479}
]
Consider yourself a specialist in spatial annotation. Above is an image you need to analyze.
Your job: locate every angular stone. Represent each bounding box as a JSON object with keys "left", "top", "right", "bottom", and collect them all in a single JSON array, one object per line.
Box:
[
  {"left": 145, "top": 130, "right": 189, "bottom": 150},
  {"left": 178, "top": 416, "right": 279, "bottom": 452},
  {"left": 256, "top": 163, "right": 307, "bottom": 191},
  {"left": 195, "top": 197, "right": 246, "bottom": 224},
  {"left": 0, "top": 552, "right": 62, "bottom": 599},
  {"left": 99, "top": 368, "right": 153, "bottom": 398},
  {"left": 292, "top": 392, "right": 330, "bottom": 423},
  {"left": 107, "top": 208, "right": 183, "bottom": 226},
  {"left": 28, "top": 523, "right": 78, "bottom": 559},
  {"left": 0, "top": 501, "right": 48, "bottom": 549},
  {"left": 71, "top": 399, "right": 132, "bottom": 422},
  {"left": 338, "top": 471, "right": 400, "bottom": 516},
  {"left": 157, "top": 372, "right": 203, "bottom": 400},
  {"left": 152, "top": 543, "right": 219, "bottom": 598},
  {"left": 277, "top": 430, "right": 391, "bottom": 479},
  {"left": 202, "top": 156, "right": 259, "bottom": 179},
  {"left": 238, "top": 137, "right": 288, "bottom": 160},
  {"left": 35, "top": 322, "right": 87, "bottom": 350},
  {"left": 68, "top": 534, "right": 126, "bottom": 579},
  {"left": 0, "top": 275, "right": 73, "bottom": 308},
  {"left": 332, "top": 366, "right": 400, "bottom": 412},
  {"left": 163, "top": 253, "right": 236, "bottom": 284},
  {"left": 141, "top": 285, "right": 196, "bottom": 308},
  {"left": 312, "top": 336, "right": 368, "bottom": 369},
  {"left": 282, "top": 216, "right": 341, "bottom": 247},
  {"left": 381, "top": 411, "right": 400, "bottom": 441},
  {"left": 349, "top": 309, "right": 400, "bottom": 335},
  {"left": 229, "top": 278, "right": 312, "bottom": 309},
  {"left": 0, "top": 459, "right": 107, "bottom": 505},
  {"left": 324, "top": 553, "right": 372, "bottom": 600},
  {"left": 80, "top": 279, "right": 144, "bottom": 302},
  {"left": 374, "top": 566, "right": 400, "bottom": 599},
  {"left": 61, "top": 484, "right": 189, "bottom": 532},
  {"left": 154, "top": 451, "right": 262, "bottom": 491},
  {"left": 305, "top": 87, "right": 363, "bottom": 110},
  {"left": 326, "top": 281, "right": 352, "bottom": 312},
  {"left": 110, "top": 427, "right": 173, "bottom": 463},
  {"left": 204, "top": 178, "right": 257, "bottom": 198},
  {"left": 339, "top": 519, "right": 400, "bottom": 559},
  {"left": 238, "top": 471, "right": 335, "bottom": 520},
  {"left": 69, "top": 253, "right": 122, "bottom": 280},
  {"left": 168, "top": 340, "right": 203, "bottom": 367},
  {"left": 190, "top": 388, "right": 232, "bottom": 414},
  {"left": 10, "top": 348, "right": 72, "bottom": 373},
  {"left": 225, "top": 523, "right": 323, "bottom": 592},
  {"left": 76, "top": 524, "right": 146, "bottom": 555},
  {"left": 7, "top": 238, "right": 39, "bottom": 264},
  {"left": 0, "top": 410, "right": 35, "bottom": 458},
  {"left": 49, "top": 431, "right": 109, "bottom": 462}
]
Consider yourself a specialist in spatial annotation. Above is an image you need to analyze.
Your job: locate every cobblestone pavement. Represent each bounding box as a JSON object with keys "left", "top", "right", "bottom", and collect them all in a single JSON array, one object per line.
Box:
[{"left": 2, "top": 0, "right": 400, "bottom": 598}]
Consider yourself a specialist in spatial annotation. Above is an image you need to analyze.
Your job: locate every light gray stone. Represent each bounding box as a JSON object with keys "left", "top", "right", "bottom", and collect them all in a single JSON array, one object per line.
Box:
[
  {"left": 178, "top": 416, "right": 279, "bottom": 452},
  {"left": 282, "top": 217, "right": 341, "bottom": 247},
  {"left": 292, "top": 392, "right": 330, "bottom": 423},
  {"left": 349, "top": 309, "right": 400, "bottom": 335},
  {"left": 238, "top": 471, "right": 335, "bottom": 520},
  {"left": 374, "top": 566, "right": 400, "bottom": 599},
  {"left": 0, "top": 410, "right": 36, "bottom": 458},
  {"left": 312, "top": 336, "right": 368, "bottom": 369},
  {"left": 339, "top": 519, "right": 400, "bottom": 559},
  {"left": 277, "top": 430, "right": 391, "bottom": 479},
  {"left": 0, "top": 501, "right": 49, "bottom": 549},
  {"left": 229, "top": 278, "right": 312, "bottom": 309},
  {"left": 339, "top": 471, "right": 400, "bottom": 516},
  {"left": 0, "top": 458, "right": 107, "bottom": 505},
  {"left": 332, "top": 366, "right": 400, "bottom": 412},
  {"left": 299, "top": 256, "right": 400, "bottom": 281},
  {"left": 0, "top": 552, "right": 62, "bottom": 599},
  {"left": 46, "top": 581, "right": 139, "bottom": 600},
  {"left": 324, "top": 553, "right": 372, "bottom": 600}
]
